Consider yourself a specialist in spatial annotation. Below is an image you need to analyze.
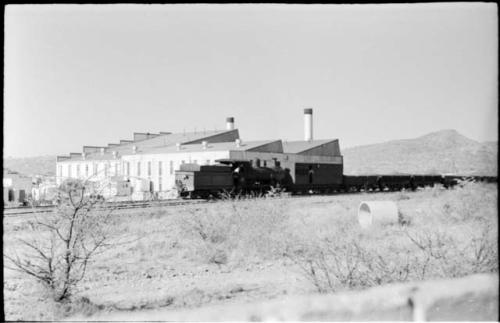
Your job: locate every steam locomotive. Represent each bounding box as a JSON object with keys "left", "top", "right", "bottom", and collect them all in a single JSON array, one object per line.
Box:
[{"left": 174, "top": 159, "right": 496, "bottom": 198}]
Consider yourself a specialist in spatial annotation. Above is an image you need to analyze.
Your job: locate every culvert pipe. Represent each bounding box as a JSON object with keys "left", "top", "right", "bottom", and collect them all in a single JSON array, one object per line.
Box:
[{"left": 358, "top": 201, "right": 399, "bottom": 229}]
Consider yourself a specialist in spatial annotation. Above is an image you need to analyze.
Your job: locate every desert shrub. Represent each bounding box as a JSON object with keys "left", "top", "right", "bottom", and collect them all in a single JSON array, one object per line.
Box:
[
  {"left": 404, "top": 228, "right": 459, "bottom": 279},
  {"left": 285, "top": 231, "right": 412, "bottom": 293},
  {"left": 179, "top": 197, "right": 290, "bottom": 265},
  {"left": 4, "top": 179, "right": 126, "bottom": 302},
  {"left": 286, "top": 183, "right": 498, "bottom": 293},
  {"left": 55, "top": 296, "right": 104, "bottom": 318},
  {"left": 440, "top": 182, "right": 497, "bottom": 222},
  {"left": 458, "top": 224, "right": 498, "bottom": 274},
  {"left": 396, "top": 192, "right": 411, "bottom": 201}
]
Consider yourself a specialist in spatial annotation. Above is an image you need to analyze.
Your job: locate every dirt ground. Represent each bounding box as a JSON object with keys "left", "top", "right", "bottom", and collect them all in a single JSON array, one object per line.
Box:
[{"left": 3, "top": 183, "right": 498, "bottom": 321}]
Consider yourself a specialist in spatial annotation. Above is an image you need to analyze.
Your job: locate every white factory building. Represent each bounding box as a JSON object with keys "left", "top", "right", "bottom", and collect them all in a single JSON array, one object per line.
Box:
[{"left": 56, "top": 110, "right": 343, "bottom": 200}]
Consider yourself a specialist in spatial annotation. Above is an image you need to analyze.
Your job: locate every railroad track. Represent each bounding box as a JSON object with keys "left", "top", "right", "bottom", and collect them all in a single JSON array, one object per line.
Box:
[{"left": 3, "top": 199, "right": 210, "bottom": 217}]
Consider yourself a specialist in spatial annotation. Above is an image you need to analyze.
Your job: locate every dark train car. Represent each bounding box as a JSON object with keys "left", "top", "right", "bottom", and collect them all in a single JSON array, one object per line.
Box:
[
  {"left": 343, "top": 174, "right": 445, "bottom": 191},
  {"left": 476, "top": 176, "right": 497, "bottom": 183},
  {"left": 377, "top": 175, "right": 413, "bottom": 190},
  {"left": 219, "top": 159, "right": 294, "bottom": 193},
  {"left": 411, "top": 175, "right": 443, "bottom": 188},
  {"left": 175, "top": 159, "right": 295, "bottom": 198},
  {"left": 294, "top": 163, "right": 343, "bottom": 193},
  {"left": 175, "top": 164, "right": 233, "bottom": 198},
  {"left": 342, "top": 175, "right": 380, "bottom": 191}
]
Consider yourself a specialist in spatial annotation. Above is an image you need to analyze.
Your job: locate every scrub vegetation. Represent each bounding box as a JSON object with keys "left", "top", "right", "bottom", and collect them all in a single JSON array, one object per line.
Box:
[{"left": 3, "top": 182, "right": 497, "bottom": 320}]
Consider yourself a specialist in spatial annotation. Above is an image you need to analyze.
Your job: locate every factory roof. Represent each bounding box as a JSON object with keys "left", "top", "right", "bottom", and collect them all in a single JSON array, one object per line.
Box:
[
  {"left": 110, "top": 129, "right": 238, "bottom": 153},
  {"left": 282, "top": 139, "right": 338, "bottom": 154},
  {"left": 133, "top": 140, "right": 281, "bottom": 155},
  {"left": 58, "top": 129, "right": 239, "bottom": 161}
]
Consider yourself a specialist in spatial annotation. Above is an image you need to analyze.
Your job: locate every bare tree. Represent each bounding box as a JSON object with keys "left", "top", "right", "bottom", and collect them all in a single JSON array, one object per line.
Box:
[{"left": 4, "top": 179, "right": 121, "bottom": 302}]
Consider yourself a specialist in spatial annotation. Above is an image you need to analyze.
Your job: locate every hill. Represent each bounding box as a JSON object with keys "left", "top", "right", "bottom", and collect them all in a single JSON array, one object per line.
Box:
[
  {"left": 342, "top": 129, "right": 497, "bottom": 176},
  {"left": 3, "top": 155, "right": 57, "bottom": 177}
]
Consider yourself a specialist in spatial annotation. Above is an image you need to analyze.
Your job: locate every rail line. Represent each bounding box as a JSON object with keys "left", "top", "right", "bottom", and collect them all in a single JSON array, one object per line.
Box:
[{"left": 3, "top": 199, "right": 210, "bottom": 217}]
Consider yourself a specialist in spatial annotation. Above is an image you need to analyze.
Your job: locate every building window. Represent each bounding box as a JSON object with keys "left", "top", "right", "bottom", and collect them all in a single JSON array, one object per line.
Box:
[
  {"left": 206, "top": 160, "right": 210, "bottom": 165},
  {"left": 263, "top": 160, "right": 267, "bottom": 167},
  {"left": 148, "top": 161, "right": 151, "bottom": 176},
  {"left": 169, "top": 161, "right": 173, "bottom": 175},
  {"left": 126, "top": 162, "right": 130, "bottom": 176},
  {"left": 181, "top": 160, "right": 185, "bottom": 164},
  {"left": 158, "top": 161, "right": 162, "bottom": 176},
  {"left": 85, "top": 164, "right": 89, "bottom": 177},
  {"left": 137, "top": 162, "right": 141, "bottom": 176},
  {"left": 104, "top": 163, "right": 108, "bottom": 177},
  {"left": 58, "top": 165, "right": 62, "bottom": 177},
  {"left": 68, "top": 164, "right": 72, "bottom": 177},
  {"left": 93, "top": 163, "right": 97, "bottom": 176},
  {"left": 158, "top": 178, "right": 162, "bottom": 192},
  {"left": 193, "top": 160, "right": 197, "bottom": 164}
]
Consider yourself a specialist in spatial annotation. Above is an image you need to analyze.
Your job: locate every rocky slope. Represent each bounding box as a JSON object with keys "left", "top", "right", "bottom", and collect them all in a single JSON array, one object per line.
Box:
[{"left": 342, "top": 129, "right": 497, "bottom": 176}]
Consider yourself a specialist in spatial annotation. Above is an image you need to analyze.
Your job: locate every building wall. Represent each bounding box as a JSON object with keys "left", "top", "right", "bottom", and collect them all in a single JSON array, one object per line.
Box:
[
  {"left": 56, "top": 150, "right": 231, "bottom": 193},
  {"left": 55, "top": 139, "right": 344, "bottom": 197},
  {"left": 229, "top": 151, "right": 343, "bottom": 182},
  {"left": 121, "top": 150, "right": 230, "bottom": 192},
  {"left": 56, "top": 159, "right": 122, "bottom": 185}
]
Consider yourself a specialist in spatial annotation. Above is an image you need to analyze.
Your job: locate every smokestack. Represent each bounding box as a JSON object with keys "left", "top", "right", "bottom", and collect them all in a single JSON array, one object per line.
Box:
[
  {"left": 304, "top": 108, "right": 313, "bottom": 141},
  {"left": 226, "top": 117, "right": 235, "bottom": 130}
]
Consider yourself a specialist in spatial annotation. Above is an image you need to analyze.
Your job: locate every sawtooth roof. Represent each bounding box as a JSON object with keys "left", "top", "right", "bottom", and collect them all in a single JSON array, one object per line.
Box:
[
  {"left": 59, "top": 129, "right": 238, "bottom": 162},
  {"left": 282, "top": 139, "right": 338, "bottom": 154},
  {"left": 136, "top": 140, "right": 281, "bottom": 155}
]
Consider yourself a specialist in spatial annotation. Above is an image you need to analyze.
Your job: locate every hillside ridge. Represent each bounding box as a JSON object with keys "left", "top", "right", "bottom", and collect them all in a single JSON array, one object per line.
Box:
[{"left": 342, "top": 129, "right": 497, "bottom": 175}]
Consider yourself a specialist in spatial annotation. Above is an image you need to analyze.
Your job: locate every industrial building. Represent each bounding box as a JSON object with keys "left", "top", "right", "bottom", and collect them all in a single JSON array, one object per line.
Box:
[
  {"left": 55, "top": 109, "right": 343, "bottom": 200},
  {"left": 3, "top": 169, "right": 33, "bottom": 205}
]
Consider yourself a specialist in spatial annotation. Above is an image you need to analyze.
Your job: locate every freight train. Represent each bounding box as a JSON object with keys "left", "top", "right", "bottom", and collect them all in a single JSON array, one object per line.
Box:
[{"left": 174, "top": 159, "right": 497, "bottom": 198}]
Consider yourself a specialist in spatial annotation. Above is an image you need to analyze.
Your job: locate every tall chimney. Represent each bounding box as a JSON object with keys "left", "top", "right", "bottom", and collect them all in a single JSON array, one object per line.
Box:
[
  {"left": 226, "top": 117, "right": 235, "bottom": 130},
  {"left": 304, "top": 108, "right": 313, "bottom": 141}
]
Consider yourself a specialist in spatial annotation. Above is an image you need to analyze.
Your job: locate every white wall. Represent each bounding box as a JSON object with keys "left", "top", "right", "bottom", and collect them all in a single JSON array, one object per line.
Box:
[
  {"left": 121, "top": 150, "right": 230, "bottom": 192},
  {"left": 56, "top": 159, "right": 121, "bottom": 185}
]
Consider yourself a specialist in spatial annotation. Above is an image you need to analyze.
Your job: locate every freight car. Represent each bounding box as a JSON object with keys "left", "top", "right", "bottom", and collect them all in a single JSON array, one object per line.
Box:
[
  {"left": 175, "top": 159, "right": 496, "bottom": 198},
  {"left": 175, "top": 159, "right": 294, "bottom": 198}
]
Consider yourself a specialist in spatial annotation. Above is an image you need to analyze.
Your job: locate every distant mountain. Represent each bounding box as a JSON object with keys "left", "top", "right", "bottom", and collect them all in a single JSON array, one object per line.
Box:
[
  {"left": 342, "top": 129, "right": 497, "bottom": 176},
  {"left": 3, "top": 155, "right": 57, "bottom": 177}
]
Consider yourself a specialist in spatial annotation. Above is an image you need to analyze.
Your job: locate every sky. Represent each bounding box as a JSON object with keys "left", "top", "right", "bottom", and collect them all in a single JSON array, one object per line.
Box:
[{"left": 4, "top": 3, "right": 498, "bottom": 158}]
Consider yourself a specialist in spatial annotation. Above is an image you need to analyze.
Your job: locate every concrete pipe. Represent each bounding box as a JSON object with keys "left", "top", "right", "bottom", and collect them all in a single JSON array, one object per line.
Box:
[{"left": 358, "top": 201, "right": 399, "bottom": 229}]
